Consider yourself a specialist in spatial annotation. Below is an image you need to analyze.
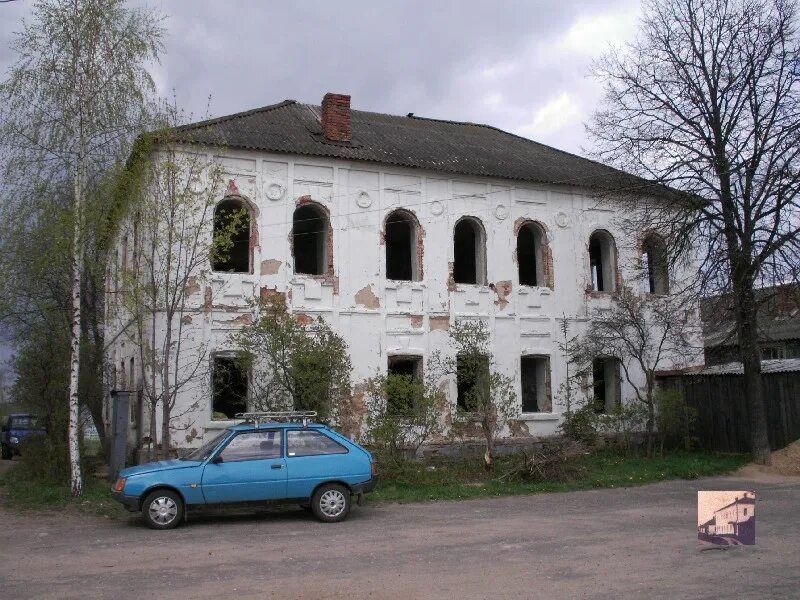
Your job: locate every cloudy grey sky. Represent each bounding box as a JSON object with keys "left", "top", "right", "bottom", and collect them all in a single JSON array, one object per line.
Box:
[
  {"left": 0, "top": 0, "right": 642, "bottom": 156},
  {"left": 0, "top": 0, "right": 642, "bottom": 370}
]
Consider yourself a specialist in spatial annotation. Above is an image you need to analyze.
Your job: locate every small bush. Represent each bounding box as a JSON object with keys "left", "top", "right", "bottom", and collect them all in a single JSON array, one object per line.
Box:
[
  {"left": 597, "top": 401, "right": 648, "bottom": 454},
  {"left": 363, "top": 373, "right": 444, "bottom": 465},
  {"left": 655, "top": 387, "right": 698, "bottom": 453},
  {"left": 559, "top": 403, "right": 599, "bottom": 445}
]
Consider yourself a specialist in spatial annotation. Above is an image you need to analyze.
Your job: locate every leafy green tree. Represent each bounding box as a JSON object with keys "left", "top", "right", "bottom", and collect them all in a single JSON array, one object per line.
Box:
[
  {"left": 362, "top": 371, "right": 445, "bottom": 463},
  {"left": 232, "top": 295, "right": 352, "bottom": 423},
  {"left": 430, "top": 320, "right": 518, "bottom": 471},
  {"left": 0, "top": 0, "right": 164, "bottom": 494}
]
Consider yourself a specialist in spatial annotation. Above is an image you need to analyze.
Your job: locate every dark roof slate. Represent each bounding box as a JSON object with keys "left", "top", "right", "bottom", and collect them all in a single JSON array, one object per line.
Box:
[
  {"left": 170, "top": 100, "right": 674, "bottom": 195},
  {"left": 701, "top": 284, "right": 800, "bottom": 347}
]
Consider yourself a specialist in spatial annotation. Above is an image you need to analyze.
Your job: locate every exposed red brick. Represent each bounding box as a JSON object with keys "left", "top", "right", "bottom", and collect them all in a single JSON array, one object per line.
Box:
[
  {"left": 260, "top": 286, "right": 285, "bottom": 302},
  {"left": 429, "top": 315, "right": 450, "bottom": 331},
  {"left": 295, "top": 313, "right": 313, "bottom": 326},
  {"left": 321, "top": 93, "right": 351, "bottom": 142},
  {"left": 447, "top": 262, "right": 457, "bottom": 292},
  {"left": 181, "top": 315, "right": 193, "bottom": 325},
  {"left": 410, "top": 315, "right": 423, "bottom": 329},
  {"left": 203, "top": 286, "right": 213, "bottom": 313},
  {"left": 226, "top": 179, "right": 239, "bottom": 196}
]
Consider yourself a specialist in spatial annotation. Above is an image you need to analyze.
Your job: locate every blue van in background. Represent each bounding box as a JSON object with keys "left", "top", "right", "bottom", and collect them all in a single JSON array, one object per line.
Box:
[{"left": 1, "top": 414, "right": 46, "bottom": 460}]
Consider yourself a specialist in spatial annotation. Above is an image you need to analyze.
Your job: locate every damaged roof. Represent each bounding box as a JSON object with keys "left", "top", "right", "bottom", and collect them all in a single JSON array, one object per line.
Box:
[
  {"left": 170, "top": 100, "right": 678, "bottom": 196},
  {"left": 701, "top": 284, "right": 800, "bottom": 348}
]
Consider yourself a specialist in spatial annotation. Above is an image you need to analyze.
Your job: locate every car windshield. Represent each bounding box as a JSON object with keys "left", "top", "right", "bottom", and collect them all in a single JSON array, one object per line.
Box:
[
  {"left": 182, "top": 430, "right": 229, "bottom": 461},
  {"left": 10, "top": 416, "right": 40, "bottom": 429}
]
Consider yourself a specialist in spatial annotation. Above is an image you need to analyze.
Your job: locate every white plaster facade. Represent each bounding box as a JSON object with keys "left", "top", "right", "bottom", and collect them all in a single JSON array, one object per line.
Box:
[{"left": 106, "top": 144, "right": 703, "bottom": 449}]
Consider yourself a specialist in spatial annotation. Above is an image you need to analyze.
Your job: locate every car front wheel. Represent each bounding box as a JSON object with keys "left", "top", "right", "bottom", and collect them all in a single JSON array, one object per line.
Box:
[
  {"left": 142, "top": 489, "right": 184, "bottom": 530},
  {"left": 311, "top": 483, "right": 351, "bottom": 523}
]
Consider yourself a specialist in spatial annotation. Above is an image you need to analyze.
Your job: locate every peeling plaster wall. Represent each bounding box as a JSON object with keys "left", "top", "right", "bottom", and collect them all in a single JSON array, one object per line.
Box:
[{"left": 106, "top": 147, "right": 704, "bottom": 448}]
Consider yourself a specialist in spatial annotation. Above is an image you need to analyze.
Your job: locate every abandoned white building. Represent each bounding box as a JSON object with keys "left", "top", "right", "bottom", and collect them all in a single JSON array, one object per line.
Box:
[{"left": 106, "top": 93, "right": 701, "bottom": 450}]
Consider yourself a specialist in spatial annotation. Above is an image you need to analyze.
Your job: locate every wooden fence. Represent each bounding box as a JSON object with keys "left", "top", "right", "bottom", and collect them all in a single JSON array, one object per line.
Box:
[{"left": 657, "top": 371, "right": 800, "bottom": 453}]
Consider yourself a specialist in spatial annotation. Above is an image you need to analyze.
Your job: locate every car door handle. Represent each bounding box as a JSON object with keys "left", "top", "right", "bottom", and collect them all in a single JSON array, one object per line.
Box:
[{"left": 271, "top": 463, "right": 283, "bottom": 469}]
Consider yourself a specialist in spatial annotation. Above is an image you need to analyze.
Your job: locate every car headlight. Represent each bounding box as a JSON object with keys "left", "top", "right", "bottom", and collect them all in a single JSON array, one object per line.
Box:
[{"left": 9, "top": 436, "right": 19, "bottom": 445}]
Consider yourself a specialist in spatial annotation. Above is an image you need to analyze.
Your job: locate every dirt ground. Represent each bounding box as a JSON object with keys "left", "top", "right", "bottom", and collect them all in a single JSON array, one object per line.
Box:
[{"left": 1, "top": 464, "right": 799, "bottom": 600}]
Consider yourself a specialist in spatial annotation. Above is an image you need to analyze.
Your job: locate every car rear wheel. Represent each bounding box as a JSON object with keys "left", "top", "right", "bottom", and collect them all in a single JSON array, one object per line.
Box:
[
  {"left": 142, "top": 489, "right": 184, "bottom": 530},
  {"left": 1, "top": 444, "right": 11, "bottom": 460},
  {"left": 311, "top": 483, "right": 351, "bottom": 523}
]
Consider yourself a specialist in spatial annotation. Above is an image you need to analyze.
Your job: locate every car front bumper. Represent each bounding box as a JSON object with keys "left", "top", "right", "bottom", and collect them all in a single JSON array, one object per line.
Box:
[{"left": 111, "top": 490, "right": 141, "bottom": 512}]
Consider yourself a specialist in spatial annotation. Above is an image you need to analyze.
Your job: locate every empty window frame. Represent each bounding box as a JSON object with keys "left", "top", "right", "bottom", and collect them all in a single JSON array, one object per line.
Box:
[
  {"left": 517, "top": 221, "right": 547, "bottom": 287},
  {"left": 641, "top": 234, "right": 669, "bottom": 295},
  {"left": 456, "top": 353, "right": 490, "bottom": 411},
  {"left": 453, "top": 217, "right": 487, "bottom": 285},
  {"left": 212, "top": 198, "right": 251, "bottom": 273},
  {"left": 212, "top": 356, "right": 248, "bottom": 420},
  {"left": 592, "top": 357, "right": 621, "bottom": 413},
  {"left": 387, "top": 355, "right": 423, "bottom": 415},
  {"left": 589, "top": 230, "right": 617, "bottom": 292},
  {"left": 521, "top": 355, "right": 551, "bottom": 413},
  {"left": 293, "top": 203, "right": 329, "bottom": 275},
  {"left": 385, "top": 210, "right": 421, "bottom": 281}
]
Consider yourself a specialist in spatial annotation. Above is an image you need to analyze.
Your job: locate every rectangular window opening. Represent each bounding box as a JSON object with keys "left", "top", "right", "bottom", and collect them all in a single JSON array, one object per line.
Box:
[
  {"left": 212, "top": 356, "right": 248, "bottom": 420},
  {"left": 456, "top": 354, "right": 490, "bottom": 411},
  {"left": 592, "top": 357, "right": 620, "bottom": 413},
  {"left": 521, "top": 355, "right": 550, "bottom": 413},
  {"left": 387, "top": 355, "right": 423, "bottom": 415}
]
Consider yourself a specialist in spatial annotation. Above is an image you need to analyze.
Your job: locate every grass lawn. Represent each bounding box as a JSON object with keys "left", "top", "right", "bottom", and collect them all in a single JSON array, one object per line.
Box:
[
  {"left": 0, "top": 450, "right": 749, "bottom": 516},
  {"left": 370, "top": 450, "right": 750, "bottom": 504}
]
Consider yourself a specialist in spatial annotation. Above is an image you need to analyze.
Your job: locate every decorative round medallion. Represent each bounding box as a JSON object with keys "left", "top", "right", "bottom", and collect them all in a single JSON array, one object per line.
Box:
[
  {"left": 356, "top": 190, "right": 372, "bottom": 208},
  {"left": 266, "top": 183, "right": 285, "bottom": 201},
  {"left": 430, "top": 200, "right": 444, "bottom": 216},
  {"left": 555, "top": 211, "right": 570, "bottom": 228},
  {"left": 494, "top": 204, "right": 509, "bottom": 221}
]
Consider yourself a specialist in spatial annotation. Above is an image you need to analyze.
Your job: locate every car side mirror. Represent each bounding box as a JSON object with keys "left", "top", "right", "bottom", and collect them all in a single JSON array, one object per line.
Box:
[{"left": 211, "top": 454, "right": 223, "bottom": 464}]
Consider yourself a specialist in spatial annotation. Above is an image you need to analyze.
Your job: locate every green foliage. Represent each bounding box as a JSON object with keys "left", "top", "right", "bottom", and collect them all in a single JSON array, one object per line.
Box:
[
  {"left": 362, "top": 373, "right": 444, "bottom": 463},
  {"left": 597, "top": 401, "right": 648, "bottom": 454},
  {"left": 559, "top": 402, "right": 600, "bottom": 446},
  {"left": 233, "top": 295, "right": 352, "bottom": 422},
  {"left": 429, "top": 320, "right": 518, "bottom": 471},
  {"left": 655, "top": 387, "right": 698, "bottom": 453},
  {"left": 369, "top": 449, "right": 749, "bottom": 504}
]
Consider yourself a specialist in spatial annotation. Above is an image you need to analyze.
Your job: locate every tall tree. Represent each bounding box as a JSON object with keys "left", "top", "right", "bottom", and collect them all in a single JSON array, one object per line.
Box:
[
  {"left": 0, "top": 0, "right": 164, "bottom": 493},
  {"left": 570, "top": 286, "right": 700, "bottom": 456},
  {"left": 590, "top": 0, "right": 800, "bottom": 464}
]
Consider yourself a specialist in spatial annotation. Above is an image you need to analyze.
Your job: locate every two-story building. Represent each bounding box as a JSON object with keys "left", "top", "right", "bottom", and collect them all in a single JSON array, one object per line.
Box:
[{"left": 106, "top": 93, "right": 701, "bottom": 451}]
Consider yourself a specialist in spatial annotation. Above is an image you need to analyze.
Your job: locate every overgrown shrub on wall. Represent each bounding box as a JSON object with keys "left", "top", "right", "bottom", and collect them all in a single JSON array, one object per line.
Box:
[
  {"left": 233, "top": 295, "right": 352, "bottom": 423},
  {"left": 362, "top": 372, "right": 444, "bottom": 464}
]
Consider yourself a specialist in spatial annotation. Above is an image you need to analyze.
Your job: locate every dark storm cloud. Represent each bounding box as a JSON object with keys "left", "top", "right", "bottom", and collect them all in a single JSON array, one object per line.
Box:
[{"left": 1, "top": 0, "right": 641, "bottom": 153}]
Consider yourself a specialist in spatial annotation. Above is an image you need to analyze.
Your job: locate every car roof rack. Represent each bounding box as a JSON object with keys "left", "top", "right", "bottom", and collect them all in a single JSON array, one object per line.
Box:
[{"left": 234, "top": 411, "right": 318, "bottom": 428}]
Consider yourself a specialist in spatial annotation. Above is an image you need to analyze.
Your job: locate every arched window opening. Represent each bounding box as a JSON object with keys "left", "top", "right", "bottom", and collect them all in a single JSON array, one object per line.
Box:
[
  {"left": 212, "top": 198, "right": 251, "bottom": 273},
  {"left": 517, "top": 222, "right": 546, "bottom": 287},
  {"left": 642, "top": 234, "right": 669, "bottom": 295},
  {"left": 293, "top": 204, "right": 328, "bottom": 275},
  {"left": 589, "top": 230, "right": 616, "bottom": 292},
  {"left": 385, "top": 210, "right": 420, "bottom": 281},
  {"left": 453, "top": 218, "right": 486, "bottom": 285}
]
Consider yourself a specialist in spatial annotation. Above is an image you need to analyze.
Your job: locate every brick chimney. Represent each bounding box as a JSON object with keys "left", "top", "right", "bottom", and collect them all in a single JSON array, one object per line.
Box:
[{"left": 321, "top": 93, "right": 351, "bottom": 142}]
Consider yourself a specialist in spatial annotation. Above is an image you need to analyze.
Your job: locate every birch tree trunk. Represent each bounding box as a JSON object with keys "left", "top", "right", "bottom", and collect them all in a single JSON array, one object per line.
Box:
[{"left": 68, "top": 149, "right": 85, "bottom": 496}]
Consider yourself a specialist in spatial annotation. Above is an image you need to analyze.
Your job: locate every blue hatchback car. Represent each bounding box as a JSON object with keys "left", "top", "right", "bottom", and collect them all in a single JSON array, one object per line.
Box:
[{"left": 111, "top": 412, "right": 376, "bottom": 529}]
